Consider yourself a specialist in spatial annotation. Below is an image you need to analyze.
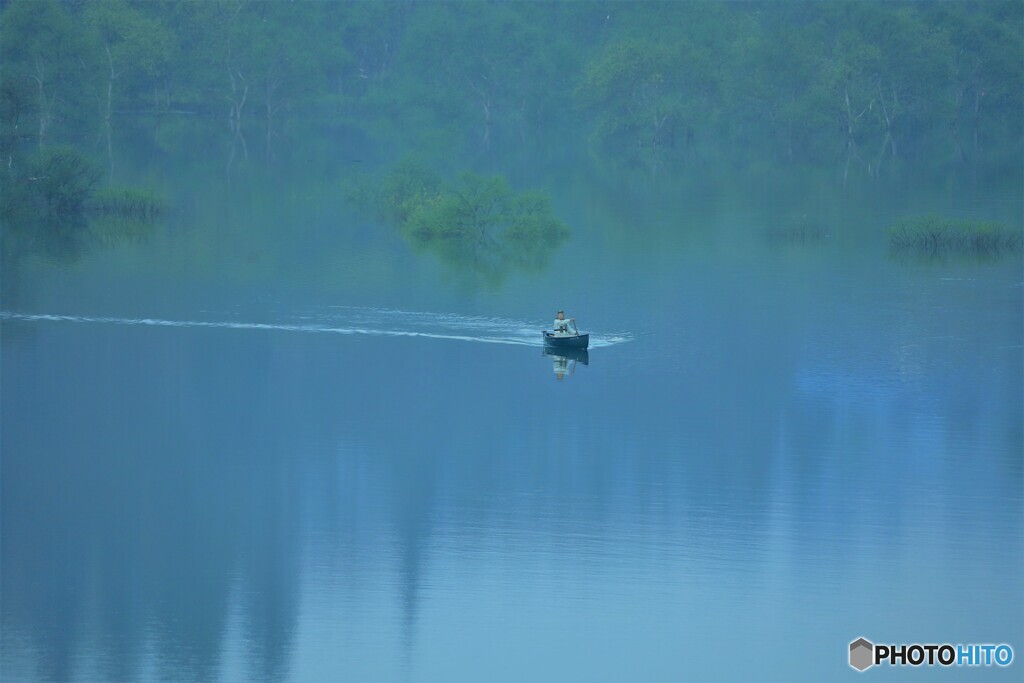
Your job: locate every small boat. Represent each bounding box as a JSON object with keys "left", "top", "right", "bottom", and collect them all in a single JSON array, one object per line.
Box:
[{"left": 542, "top": 330, "right": 590, "bottom": 350}]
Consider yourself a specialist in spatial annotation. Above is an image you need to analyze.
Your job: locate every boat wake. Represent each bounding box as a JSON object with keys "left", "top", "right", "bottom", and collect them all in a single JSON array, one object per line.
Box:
[{"left": 0, "top": 308, "right": 633, "bottom": 349}]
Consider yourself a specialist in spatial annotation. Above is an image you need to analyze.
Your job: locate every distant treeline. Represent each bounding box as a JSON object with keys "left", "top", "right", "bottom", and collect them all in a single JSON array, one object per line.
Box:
[{"left": 2, "top": 0, "right": 1021, "bottom": 168}]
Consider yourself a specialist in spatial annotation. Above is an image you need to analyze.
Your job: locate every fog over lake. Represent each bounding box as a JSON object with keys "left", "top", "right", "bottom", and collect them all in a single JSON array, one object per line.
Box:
[{"left": 2, "top": 2, "right": 1021, "bottom": 681}]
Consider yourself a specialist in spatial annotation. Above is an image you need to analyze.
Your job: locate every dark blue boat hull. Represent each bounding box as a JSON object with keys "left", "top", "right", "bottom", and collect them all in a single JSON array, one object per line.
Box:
[{"left": 542, "top": 331, "right": 590, "bottom": 350}]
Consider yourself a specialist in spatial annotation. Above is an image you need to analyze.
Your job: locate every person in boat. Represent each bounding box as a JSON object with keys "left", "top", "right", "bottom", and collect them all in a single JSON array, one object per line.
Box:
[{"left": 553, "top": 309, "right": 576, "bottom": 336}]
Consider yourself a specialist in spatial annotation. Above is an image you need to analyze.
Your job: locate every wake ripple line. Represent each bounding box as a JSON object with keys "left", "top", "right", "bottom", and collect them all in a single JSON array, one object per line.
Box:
[{"left": 0, "top": 311, "right": 543, "bottom": 347}]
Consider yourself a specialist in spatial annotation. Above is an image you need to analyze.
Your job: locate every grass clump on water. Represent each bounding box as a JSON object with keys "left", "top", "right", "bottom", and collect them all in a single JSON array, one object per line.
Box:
[
  {"left": 89, "top": 187, "right": 165, "bottom": 219},
  {"left": 889, "top": 216, "right": 1021, "bottom": 256}
]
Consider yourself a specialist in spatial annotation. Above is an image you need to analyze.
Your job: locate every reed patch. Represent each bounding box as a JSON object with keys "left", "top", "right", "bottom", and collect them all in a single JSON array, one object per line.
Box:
[
  {"left": 889, "top": 216, "right": 1021, "bottom": 256},
  {"left": 88, "top": 187, "right": 165, "bottom": 219}
]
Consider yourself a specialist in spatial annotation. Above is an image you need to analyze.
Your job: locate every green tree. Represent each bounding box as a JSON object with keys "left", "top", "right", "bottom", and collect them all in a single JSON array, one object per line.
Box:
[
  {"left": 575, "top": 1, "right": 724, "bottom": 165},
  {"left": 820, "top": 3, "right": 954, "bottom": 175},
  {"left": 1, "top": 0, "right": 98, "bottom": 148},
  {"left": 4, "top": 147, "right": 101, "bottom": 217},
  {"left": 136, "top": 0, "right": 226, "bottom": 111},
  {"left": 84, "top": 0, "right": 173, "bottom": 162},
  {"left": 576, "top": 39, "right": 682, "bottom": 155},
  {"left": 723, "top": 9, "right": 832, "bottom": 162},
  {"left": 931, "top": 1, "right": 1024, "bottom": 162},
  {"left": 227, "top": 2, "right": 349, "bottom": 158},
  {"left": 376, "top": 2, "right": 575, "bottom": 154}
]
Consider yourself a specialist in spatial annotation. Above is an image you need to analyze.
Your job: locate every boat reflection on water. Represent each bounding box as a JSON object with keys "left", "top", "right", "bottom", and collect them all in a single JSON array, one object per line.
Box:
[{"left": 542, "top": 346, "right": 589, "bottom": 380}]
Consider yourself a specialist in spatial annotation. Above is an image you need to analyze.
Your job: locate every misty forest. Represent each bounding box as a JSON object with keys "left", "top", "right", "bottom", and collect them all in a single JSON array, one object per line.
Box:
[
  {"left": 3, "top": 0, "right": 1022, "bottom": 269},
  {"left": 2, "top": 1, "right": 1022, "bottom": 682}
]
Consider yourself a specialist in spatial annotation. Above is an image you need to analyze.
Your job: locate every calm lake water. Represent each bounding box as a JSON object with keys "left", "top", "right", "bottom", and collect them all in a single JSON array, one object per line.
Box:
[{"left": 2, "top": 134, "right": 1021, "bottom": 682}]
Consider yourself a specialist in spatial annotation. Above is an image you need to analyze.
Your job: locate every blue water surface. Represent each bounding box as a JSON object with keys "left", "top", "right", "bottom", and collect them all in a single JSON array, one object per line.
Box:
[{"left": 2, "top": 149, "right": 1021, "bottom": 682}]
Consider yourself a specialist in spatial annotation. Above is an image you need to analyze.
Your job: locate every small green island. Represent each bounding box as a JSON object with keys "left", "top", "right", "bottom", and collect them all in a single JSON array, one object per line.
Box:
[{"left": 350, "top": 161, "right": 569, "bottom": 286}]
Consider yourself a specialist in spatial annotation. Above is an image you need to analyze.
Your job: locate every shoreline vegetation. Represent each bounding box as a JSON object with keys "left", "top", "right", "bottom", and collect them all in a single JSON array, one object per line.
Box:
[{"left": 2, "top": 1, "right": 1021, "bottom": 276}]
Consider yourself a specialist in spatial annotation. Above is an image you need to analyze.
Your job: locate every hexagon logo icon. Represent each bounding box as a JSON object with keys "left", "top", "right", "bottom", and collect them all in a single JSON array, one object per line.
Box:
[{"left": 849, "top": 637, "right": 874, "bottom": 671}]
